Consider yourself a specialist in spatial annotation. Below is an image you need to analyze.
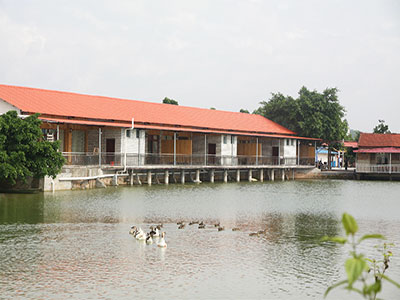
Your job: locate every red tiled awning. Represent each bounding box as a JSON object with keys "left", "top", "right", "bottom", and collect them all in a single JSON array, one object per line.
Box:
[{"left": 354, "top": 147, "right": 400, "bottom": 153}]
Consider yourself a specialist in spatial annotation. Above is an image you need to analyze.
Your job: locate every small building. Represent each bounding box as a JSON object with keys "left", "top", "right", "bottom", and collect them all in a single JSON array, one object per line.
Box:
[{"left": 355, "top": 133, "right": 400, "bottom": 177}]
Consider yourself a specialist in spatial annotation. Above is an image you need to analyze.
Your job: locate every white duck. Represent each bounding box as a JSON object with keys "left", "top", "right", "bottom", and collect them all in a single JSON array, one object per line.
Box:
[
  {"left": 129, "top": 226, "right": 137, "bottom": 235},
  {"left": 157, "top": 232, "right": 167, "bottom": 248},
  {"left": 150, "top": 226, "right": 160, "bottom": 238},
  {"left": 146, "top": 233, "right": 153, "bottom": 245},
  {"left": 135, "top": 227, "right": 146, "bottom": 240}
]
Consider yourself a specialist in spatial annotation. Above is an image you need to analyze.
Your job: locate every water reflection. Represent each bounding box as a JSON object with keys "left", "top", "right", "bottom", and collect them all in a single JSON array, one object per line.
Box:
[{"left": 1, "top": 180, "right": 400, "bottom": 299}]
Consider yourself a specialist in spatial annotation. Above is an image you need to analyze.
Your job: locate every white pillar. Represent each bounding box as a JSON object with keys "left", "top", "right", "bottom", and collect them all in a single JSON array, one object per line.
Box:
[
  {"left": 248, "top": 169, "right": 252, "bottom": 182},
  {"left": 174, "top": 132, "right": 177, "bottom": 166},
  {"left": 297, "top": 140, "right": 300, "bottom": 165},
  {"left": 278, "top": 140, "right": 281, "bottom": 165},
  {"left": 147, "top": 171, "right": 152, "bottom": 186},
  {"left": 204, "top": 134, "right": 207, "bottom": 165},
  {"left": 236, "top": 169, "right": 240, "bottom": 182},
  {"left": 260, "top": 169, "right": 264, "bottom": 182},
  {"left": 181, "top": 170, "right": 185, "bottom": 184},
  {"left": 164, "top": 170, "right": 169, "bottom": 185},
  {"left": 223, "top": 170, "right": 228, "bottom": 183},
  {"left": 271, "top": 169, "right": 275, "bottom": 181},
  {"left": 98, "top": 128, "right": 102, "bottom": 167},
  {"left": 389, "top": 153, "right": 392, "bottom": 174},
  {"left": 210, "top": 169, "right": 215, "bottom": 183},
  {"left": 281, "top": 169, "right": 285, "bottom": 181},
  {"left": 195, "top": 169, "right": 200, "bottom": 183},
  {"left": 256, "top": 138, "right": 259, "bottom": 165}
]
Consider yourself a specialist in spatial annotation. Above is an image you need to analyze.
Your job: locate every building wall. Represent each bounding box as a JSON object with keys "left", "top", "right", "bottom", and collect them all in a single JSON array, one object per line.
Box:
[
  {"left": 221, "top": 135, "right": 237, "bottom": 156},
  {"left": 207, "top": 134, "right": 222, "bottom": 155},
  {"left": 282, "top": 138, "right": 297, "bottom": 157},
  {"left": 123, "top": 129, "right": 145, "bottom": 154},
  {"left": 101, "top": 128, "right": 123, "bottom": 153},
  {"left": 0, "top": 99, "right": 20, "bottom": 114}
]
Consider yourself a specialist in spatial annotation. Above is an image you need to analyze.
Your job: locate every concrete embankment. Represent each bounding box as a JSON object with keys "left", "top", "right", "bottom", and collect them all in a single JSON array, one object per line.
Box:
[{"left": 295, "top": 168, "right": 356, "bottom": 180}]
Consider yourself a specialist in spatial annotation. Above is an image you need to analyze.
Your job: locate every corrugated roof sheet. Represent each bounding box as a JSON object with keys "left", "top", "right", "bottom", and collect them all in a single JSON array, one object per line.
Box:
[
  {"left": 358, "top": 133, "right": 400, "bottom": 148},
  {"left": 0, "top": 84, "right": 296, "bottom": 136}
]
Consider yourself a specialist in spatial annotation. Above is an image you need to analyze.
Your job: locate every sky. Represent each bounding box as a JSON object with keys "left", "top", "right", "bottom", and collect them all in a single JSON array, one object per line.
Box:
[{"left": 0, "top": 0, "right": 399, "bottom": 132}]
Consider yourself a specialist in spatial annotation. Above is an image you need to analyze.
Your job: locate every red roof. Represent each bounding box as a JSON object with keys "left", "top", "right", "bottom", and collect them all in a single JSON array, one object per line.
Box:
[
  {"left": 358, "top": 133, "right": 400, "bottom": 148},
  {"left": 343, "top": 141, "right": 358, "bottom": 148},
  {"left": 354, "top": 147, "right": 400, "bottom": 153},
  {"left": 0, "top": 84, "right": 296, "bottom": 136}
]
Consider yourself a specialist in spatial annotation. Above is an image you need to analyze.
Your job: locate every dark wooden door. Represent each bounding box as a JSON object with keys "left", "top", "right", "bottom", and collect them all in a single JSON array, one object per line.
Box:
[
  {"left": 106, "top": 139, "right": 115, "bottom": 164},
  {"left": 208, "top": 143, "right": 216, "bottom": 164}
]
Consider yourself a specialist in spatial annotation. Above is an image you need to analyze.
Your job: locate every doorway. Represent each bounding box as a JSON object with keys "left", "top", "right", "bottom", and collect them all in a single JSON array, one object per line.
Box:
[
  {"left": 106, "top": 138, "right": 115, "bottom": 164},
  {"left": 208, "top": 143, "right": 216, "bottom": 165}
]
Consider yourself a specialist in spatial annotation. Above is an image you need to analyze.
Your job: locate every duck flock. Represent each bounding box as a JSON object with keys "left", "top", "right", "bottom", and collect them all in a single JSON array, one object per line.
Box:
[{"left": 129, "top": 221, "right": 268, "bottom": 247}]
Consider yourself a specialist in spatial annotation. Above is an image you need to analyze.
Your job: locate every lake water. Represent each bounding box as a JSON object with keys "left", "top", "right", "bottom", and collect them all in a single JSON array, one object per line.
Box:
[{"left": 1, "top": 180, "right": 400, "bottom": 299}]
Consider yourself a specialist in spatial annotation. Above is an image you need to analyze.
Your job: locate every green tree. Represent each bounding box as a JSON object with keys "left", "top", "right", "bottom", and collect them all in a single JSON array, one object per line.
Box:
[
  {"left": 256, "top": 87, "right": 348, "bottom": 141},
  {"left": 373, "top": 120, "right": 390, "bottom": 134},
  {"left": 256, "top": 87, "right": 348, "bottom": 169},
  {"left": 162, "top": 97, "right": 179, "bottom": 105},
  {"left": 239, "top": 109, "right": 249, "bottom": 113},
  {"left": 0, "top": 111, "right": 65, "bottom": 187}
]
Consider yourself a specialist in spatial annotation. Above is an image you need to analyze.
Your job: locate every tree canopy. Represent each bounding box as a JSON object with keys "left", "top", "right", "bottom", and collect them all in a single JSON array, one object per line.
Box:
[
  {"left": 373, "top": 120, "right": 391, "bottom": 134},
  {"left": 0, "top": 111, "right": 65, "bottom": 186},
  {"left": 239, "top": 109, "right": 249, "bottom": 114},
  {"left": 255, "top": 86, "right": 348, "bottom": 143},
  {"left": 162, "top": 97, "right": 179, "bottom": 105}
]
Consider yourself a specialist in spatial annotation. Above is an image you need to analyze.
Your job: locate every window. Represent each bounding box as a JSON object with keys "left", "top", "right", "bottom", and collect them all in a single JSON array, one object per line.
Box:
[
  {"left": 136, "top": 130, "right": 140, "bottom": 139},
  {"left": 291, "top": 139, "right": 294, "bottom": 146},
  {"left": 231, "top": 135, "right": 235, "bottom": 144},
  {"left": 126, "top": 130, "right": 131, "bottom": 138},
  {"left": 286, "top": 139, "right": 289, "bottom": 146},
  {"left": 223, "top": 135, "right": 227, "bottom": 144}
]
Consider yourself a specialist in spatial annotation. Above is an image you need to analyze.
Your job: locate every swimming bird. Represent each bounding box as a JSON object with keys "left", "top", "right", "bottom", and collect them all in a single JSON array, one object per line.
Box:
[
  {"left": 232, "top": 227, "right": 240, "bottom": 231},
  {"left": 150, "top": 226, "right": 160, "bottom": 237},
  {"left": 218, "top": 226, "right": 225, "bottom": 232},
  {"left": 129, "top": 226, "right": 137, "bottom": 235},
  {"left": 146, "top": 234, "right": 153, "bottom": 244},
  {"left": 198, "top": 223, "right": 206, "bottom": 229},
  {"left": 249, "top": 232, "right": 258, "bottom": 237},
  {"left": 257, "top": 229, "right": 267, "bottom": 235},
  {"left": 135, "top": 228, "right": 146, "bottom": 240},
  {"left": 178, "top": 223, "right": 186, "bottom": 229},
  {"left": 156, "top": 224, "right": 163, "bottom": 230},
  {"left": 157, "top": 232, "right": 167, "bottom": 248},
  {"left": 189, "top": 221, "right": 198, "bottom": 226},
  {"left": 214, "top": 222, "right": 220, "bottom": 228},
  {"left": 199, "top": 221, "right": 204, "bottom": 226}
]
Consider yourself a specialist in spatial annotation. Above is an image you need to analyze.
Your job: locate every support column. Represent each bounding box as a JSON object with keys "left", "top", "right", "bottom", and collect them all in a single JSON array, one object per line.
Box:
[
  {"left": 256, "top": 138, "right": 259, "bottom": 165},
  {"left": 174, "top": 132, "right": 177, "bottom": 166},
  {"left": 98, "top": 128, "right": 102, "bottom": 167},
  {"left": 298, "top": 140, "right": 300, "bottom": 165},
  {"left": 147, "top": 171, "right": 152, "bottom": 186},
  {"left": 292, "top": 169, "right": 295, "bottom": 180},
  {"left": 136, "top": 172, "right": 142, "bottom": 185},
  {"left": 210, "top": 169, "right": 215, "bottom": 183},
  {"left": 164, "top": 170, "right": 169, "bottom": 185},
  {"left": 236, "top": 169, "right": 240, "bottom": 182},
  {"left": 181, "top": 170, "right": 185, "bottom": 184},
  {"left": 248, "top": 169, "right": 252, "bottom": 182},
  {"left": 260, "top": 169, "right": 264, "bottom": 182},
  {"left": 281, "top": 169, "right": 285, "bottom": 181},
  {"left": 278, "top": 139, "right": 281, "bottom": 166},
  {"left": 223, "top": 170, "right": 228, "bottom": 183},
  {"left": 271, "top": 169, "right": 275, "bottom": 181},
  {"left": 130, "top": 172, "right": 134, "bottom": 186},
  {"left": 204, "top": 134, "right": 207, "bottom": 165},
  {"left": 195, "top": 169, "right": 200, "bottom": 183}
]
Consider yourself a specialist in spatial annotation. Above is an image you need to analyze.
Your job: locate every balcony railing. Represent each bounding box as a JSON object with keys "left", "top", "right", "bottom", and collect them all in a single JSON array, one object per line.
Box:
[
  {"left": 356, "top": 163, "right": 400, "bottom": 174},
  {"left": 62, "top": 152, "right": 315, "bottom": 167}
]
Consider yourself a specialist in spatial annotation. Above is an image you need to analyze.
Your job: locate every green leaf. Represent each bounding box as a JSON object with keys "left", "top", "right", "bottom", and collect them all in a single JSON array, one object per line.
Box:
[
  {"left": 324, "top": 280, "right": 347, "bottom": 298},
  {"left": 345, "top": 257, "right": 366, "bottom": 286},
  {"left": 381, "top": 274, "right": 400, "bottom": 288},
  {"left": 358, "top": 234, "right": 386, "bottom": 244},
  {"left": 321, "top": 236, "right": 347, "bottom": 244},
  {"left": 342, "top": 213, "right": 358, "bottom": 236},
  {"left": 365, "top": 280, "right": 382, "bottom": 295}
]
